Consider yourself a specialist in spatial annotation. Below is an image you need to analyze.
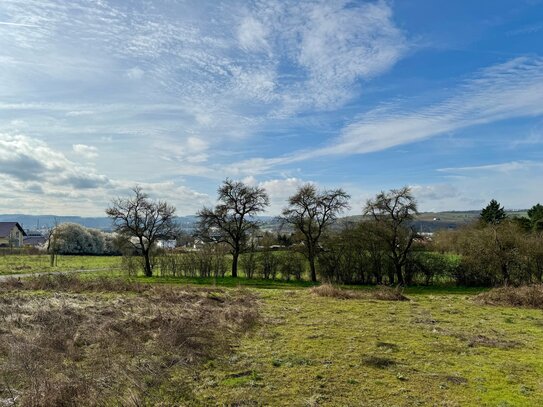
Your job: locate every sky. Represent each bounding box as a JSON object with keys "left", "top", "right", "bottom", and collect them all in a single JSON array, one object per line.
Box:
[{"left": 0, "top": 0, "right": 542, "bottom": 216}]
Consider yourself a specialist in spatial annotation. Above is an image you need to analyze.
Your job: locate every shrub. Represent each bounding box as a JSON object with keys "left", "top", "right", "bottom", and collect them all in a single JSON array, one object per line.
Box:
[
  {"left": 372, "top": 286, "right": 409, "bottom": 301},
  {"left": 309, "top": 284, "right": 361, "bottom": 299},
  {"left": 240, "top": 250, "right": 258, "bottom": 279},
  {"left": 279, "top": 251, "right": 305, "bottom": 281},
  {"left": 474, "top": 284, "right": 543, "bottom": 309},
  {"left": 259, "top": 250, "right": 279, "bottom": 280}
]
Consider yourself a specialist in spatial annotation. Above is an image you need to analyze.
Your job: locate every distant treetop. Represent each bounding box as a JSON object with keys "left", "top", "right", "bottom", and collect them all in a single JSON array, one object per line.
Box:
[{"left": 480, "top": 199, "right": 506, "bottom": 224}]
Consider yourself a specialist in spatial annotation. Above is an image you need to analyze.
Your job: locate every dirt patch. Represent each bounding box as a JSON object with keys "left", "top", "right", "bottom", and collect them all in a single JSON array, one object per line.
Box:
[
  {"left": 453, "top": 333, "right": 521, "bottom": 349},
  {"left": 362, "top": 355, "right": 397, "bottom": 368}
]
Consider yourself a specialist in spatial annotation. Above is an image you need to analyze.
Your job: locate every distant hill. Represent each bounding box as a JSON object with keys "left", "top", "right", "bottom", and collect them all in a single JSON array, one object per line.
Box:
[
  {"left": 0, "top": 214, "right": 200, "bottom": 232},
  {"left": 0, "top": 210, "right": 529, "bottom": 234},
  {"left": 341, "top": 209, "right": 529, "bottom": 233}
]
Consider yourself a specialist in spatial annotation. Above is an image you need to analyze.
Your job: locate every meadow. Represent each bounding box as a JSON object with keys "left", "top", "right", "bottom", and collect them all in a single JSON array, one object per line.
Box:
[
  {"left": 0, "top": 254, "right": 121, "bottom": 275},
  {"left": 1, "top": 265, "right": 542, "bottom": 406}
]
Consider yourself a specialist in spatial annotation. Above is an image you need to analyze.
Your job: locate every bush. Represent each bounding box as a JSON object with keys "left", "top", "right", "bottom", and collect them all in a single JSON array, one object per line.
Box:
[
  {"left": 259, "top": 250, "right": 279, "bottom": 280},
  {"left": 309, "top": 284, "right": 360, "bottom": 299},
  {"left": 240, "top": 250, "right": 258, "bottom": 279},
  {"left": 279, "top": 251, "right": 306, "bottom": 281},
  {"left": 49, "top": 223, "right": 120, "bottom": 255},
  {"left": 474, "top": 285, "right": 543, "bottom": 309}
]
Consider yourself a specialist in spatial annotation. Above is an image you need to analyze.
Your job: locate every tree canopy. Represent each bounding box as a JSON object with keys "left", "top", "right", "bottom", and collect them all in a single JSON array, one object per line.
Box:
[
  {"left": 106, "top": 186, "right": 177, "bottom": 277},
  {"left": 480, "top": 199, "right": 506, "bottom": 224},
  {"left": 364, "top": 186, "right": 418, "bottom": 285},
  {"left": 198, "top": 179, "right": 269, "bottom": 278},
  {"left": 281, "top": 184, "right": 350, "bottom": 282}
]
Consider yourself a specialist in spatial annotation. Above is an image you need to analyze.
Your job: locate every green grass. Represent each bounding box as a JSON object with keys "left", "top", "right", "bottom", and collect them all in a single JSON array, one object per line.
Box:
[
  {"left": 2, "top": 266, "right": 542, "bottom": 405},
  {"left": 192, "top": 287, "right": 543, "bottom": 406},
  {"left": 0, "top": 254, "right": 122, "bottom": 275},
  {"left": 133, "top": 274, "right": 318, "bottom": 289}
]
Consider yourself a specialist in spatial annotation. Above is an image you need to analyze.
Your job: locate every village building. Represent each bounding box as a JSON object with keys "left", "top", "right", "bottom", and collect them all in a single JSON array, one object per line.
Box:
[{"left": 0, "top": 222, "right": 27, "bottom": 247}]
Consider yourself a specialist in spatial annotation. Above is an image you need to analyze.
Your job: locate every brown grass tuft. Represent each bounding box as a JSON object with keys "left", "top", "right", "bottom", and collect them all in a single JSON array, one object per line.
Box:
[
  {"left": 372, "top": 286, "right": 409, "bottom": 302},
  {"left": 0, "top": 275, "right": 259, "bottom": 406},
  {"left": 310, "top": 284, "right": 409, "bottom": 301},
  {"left": 309, "top": 284, "right": 361, "bottom": 299},
  {"left": 474, "top": 284, "right": 543, "bottom": 309}
]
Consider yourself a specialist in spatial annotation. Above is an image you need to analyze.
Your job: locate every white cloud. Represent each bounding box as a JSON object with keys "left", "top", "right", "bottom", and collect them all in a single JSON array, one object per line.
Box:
[
  {"left": 294, "top": 0, "right": 407, "bottom": 109},
  {"left": 231, "top": 56, "right": 543, "bottom": 173},
  {"left": 411, "top": 161, "right": 543, "bottom": 211},
  {"left": 0, "top": 134, "right": 211, "bottom": 216},
  {"left": 237, "top": 16, "right": 269, "bottom": 52},
  {"left": 0, "top": 134, "right": 110, "bottom": 189},
  {"left": 73, "top": 143, "right": 98, "bottom": 159},
  {"left": 254, "top": 177, "right": 308, "bottom": 214},
  {"left": 125, "top": 67, "right": 144, "bottom": 80},
  {"left": 437, "top": 161, "right": 543, "bottom": 175}
]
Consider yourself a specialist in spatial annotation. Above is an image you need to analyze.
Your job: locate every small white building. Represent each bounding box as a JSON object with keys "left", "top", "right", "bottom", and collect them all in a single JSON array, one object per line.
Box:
[{"left": 156, "top": 239, "right": 177, "bottom": 250}]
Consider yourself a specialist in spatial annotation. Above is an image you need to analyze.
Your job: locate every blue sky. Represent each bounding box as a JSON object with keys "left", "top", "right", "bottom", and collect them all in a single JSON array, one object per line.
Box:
[{"left": 0, "top": 0, "right": 542, "bottom": 216}]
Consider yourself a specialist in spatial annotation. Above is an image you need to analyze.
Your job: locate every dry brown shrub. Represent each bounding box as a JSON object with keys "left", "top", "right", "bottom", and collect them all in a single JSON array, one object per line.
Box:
[
  {"left": 309, "top": 284, "right": 362, "bottom": 299},
  {"left": 310, "top": 284, "right": 409, "bottom": 301},
  {"left": 0, "top": 275, "right": 259, "bottom": 406},
  {"left": 372, "top": 286, "right": 409, "bottom": 301},
  {"left": 474, "top": 284, "right": 543, "bottom": 309}
]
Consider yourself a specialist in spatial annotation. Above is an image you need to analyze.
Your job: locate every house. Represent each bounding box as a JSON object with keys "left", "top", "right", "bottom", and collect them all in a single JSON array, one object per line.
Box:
[
  {"left": 0, "top": 222, "right": 27, "bottom": 247},
  {"left": 23, "top": 234, "right": 47, "bottom": 247}
]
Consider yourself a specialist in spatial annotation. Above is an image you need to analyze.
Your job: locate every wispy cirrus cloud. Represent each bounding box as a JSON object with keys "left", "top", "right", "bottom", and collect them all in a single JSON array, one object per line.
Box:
[{"left": 230, "top": 56, "right": 543, "bottom": 175}]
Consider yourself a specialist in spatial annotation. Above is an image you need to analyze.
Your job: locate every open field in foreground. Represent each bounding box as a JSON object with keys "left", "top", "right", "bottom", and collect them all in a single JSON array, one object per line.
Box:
[
  {"left": 195, "top": 286, "right": 543, "bottom": 406},
  {"left": 1, "top": 274, "right": 542, "bottom": 406},
  {"left": 0, "top": 255, "right": 121, "bottom": 275}
]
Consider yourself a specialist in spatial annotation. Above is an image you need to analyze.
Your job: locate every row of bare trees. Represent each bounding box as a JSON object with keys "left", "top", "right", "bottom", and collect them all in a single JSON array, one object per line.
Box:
[{"left": 105, "top": 180, "right": 421, "bottom": 283}]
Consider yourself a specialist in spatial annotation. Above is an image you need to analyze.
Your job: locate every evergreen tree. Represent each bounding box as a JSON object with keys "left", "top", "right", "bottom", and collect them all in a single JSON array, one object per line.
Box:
[
  {"left": 480, "top": 199, "right": 506, "bottom": 224},
  {"left": 528, "top": 203, "right": 543, "bottom": 229}
]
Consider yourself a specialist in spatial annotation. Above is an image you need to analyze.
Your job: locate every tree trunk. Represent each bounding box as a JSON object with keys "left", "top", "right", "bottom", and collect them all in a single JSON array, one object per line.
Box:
[
  {"left": 232, "top": 251, "right": 239, "bottom": 278},
  {"left": 501, "top": 263, "right": 509, "bottom": 286},
  {"left": 143, "top": 250, "right": 153, "bottom": 277},
  {"left": 308, "top": 253, "right": 317, "bottom": 282},
  {"left": 387, "top": 270, "right": 395, "bottom": 285},
  {"left": 395, "top": 262, "right": 405, "bottom": 286}
]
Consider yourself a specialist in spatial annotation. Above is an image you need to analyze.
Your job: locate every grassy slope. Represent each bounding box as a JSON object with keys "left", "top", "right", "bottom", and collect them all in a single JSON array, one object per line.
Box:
[
  {"left": 0, "top": 255, "right": 121, "bottom": 275},
  {"left": 193, "top": 288, "right": 543, "bottom": 406}
]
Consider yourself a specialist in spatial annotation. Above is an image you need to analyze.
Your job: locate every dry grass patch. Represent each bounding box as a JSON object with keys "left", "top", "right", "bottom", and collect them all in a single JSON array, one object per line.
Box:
[
  {"left": 310, "top": 284, "right": 409, "bottom": 301},
  {"left": 474, "top": 284, "right": 543, "bottom": 309},
  {"left": 0, "top": 275, "right": 258, "bottom": 406},
  {"left": 309, "top": 284, "right": 361, "bottom": 299}
]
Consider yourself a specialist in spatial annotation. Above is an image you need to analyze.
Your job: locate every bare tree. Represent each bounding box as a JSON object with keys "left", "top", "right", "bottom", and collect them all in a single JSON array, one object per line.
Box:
[
  {"left": 364, "top": 186, "right": 418, "bottom": 285},
  {"left": 45, "top": 219, "right": 59, "bottom": 267},
  {"left": 106, "top": 186, "right": 177, "bottom": 277},
  {"left": 197, "top": 179, "right": 269, "bottom": 278},
  {"left": 281, "top": 184, "right": 350, "bottom": 282}
]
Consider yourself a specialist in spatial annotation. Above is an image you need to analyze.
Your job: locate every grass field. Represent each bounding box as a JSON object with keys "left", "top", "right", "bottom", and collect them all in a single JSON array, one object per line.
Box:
[
  {"left": 0, "top": 254, "right": 122, "bottom": 275},
  {"left": 1, "top": 254, "right": 542, "bottom": 406},
  {"left": 192, "top": 287, "right": 543, "bottom": 406},
  {"left": 1, "top": 272, "right": 542, "bottom": 406}
]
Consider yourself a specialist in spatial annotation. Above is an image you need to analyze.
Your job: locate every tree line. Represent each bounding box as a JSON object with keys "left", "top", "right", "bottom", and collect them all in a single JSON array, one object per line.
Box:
[{"left": 103, "top": 179, "right": 543, "bottom": 287}]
